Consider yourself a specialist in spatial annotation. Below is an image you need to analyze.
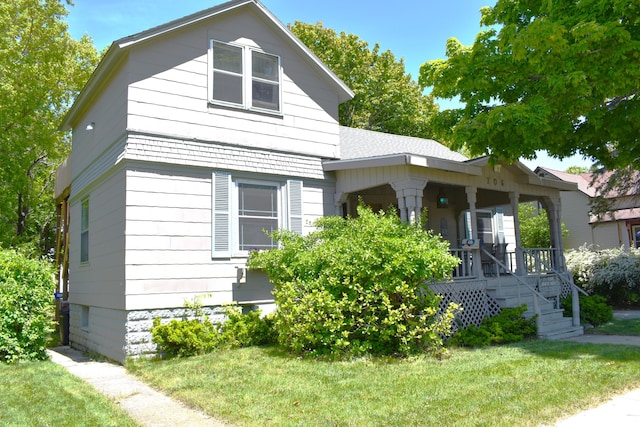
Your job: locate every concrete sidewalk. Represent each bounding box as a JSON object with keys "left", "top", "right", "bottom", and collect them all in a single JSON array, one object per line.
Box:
[
  {"left": 47, "top": 346, "right": 227, "bottom": 427},
  {"left": 551, "top": 310, "right": 640, "bottom": 426}
]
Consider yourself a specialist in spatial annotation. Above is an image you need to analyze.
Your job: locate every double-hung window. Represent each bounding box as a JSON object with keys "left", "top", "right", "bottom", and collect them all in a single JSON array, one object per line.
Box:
[
  {"left": 212, "top": 172, "right": 302, "bottom": 257},
  {"left": 80, "top": 198, "right": 89, "bottom": 263},
  {"left": 237, "top": 183, "right": 279, "bottom": 251},
  {"left": 210, "top": 40, "right": 281, "bottom": 113}
]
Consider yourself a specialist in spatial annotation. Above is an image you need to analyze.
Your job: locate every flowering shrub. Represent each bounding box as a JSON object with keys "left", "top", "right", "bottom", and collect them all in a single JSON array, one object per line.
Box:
[
  {"left": 566, "top": 246, "right": 640, "bottom": 306},
  {"left": 248, "top": 205, "right": 461, "bottom": 357}
]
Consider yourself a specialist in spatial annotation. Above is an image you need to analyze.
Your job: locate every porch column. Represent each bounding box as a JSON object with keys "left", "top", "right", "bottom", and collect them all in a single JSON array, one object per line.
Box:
[
  {"left": 466, "top": 186, "right": 481, "bottom": 277},
  {"left": 391, "top": 179, "right": 427, "bottom": 224},
  {"left": 510, "top": 192, "right": 525, "bottom": 275},
  {"left": 334, "top": 192, "right": 348, "bottom": 217},
  {"left": 543, "top": 196, "right": 565, "bottom": 270}
]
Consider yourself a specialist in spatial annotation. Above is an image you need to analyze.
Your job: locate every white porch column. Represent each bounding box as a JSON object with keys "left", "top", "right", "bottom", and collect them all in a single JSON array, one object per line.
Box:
[
  {"left": 334, "top": 192, "right": 348, "bottom": 217},
  {"left": 544, "top": 196, "right": 565, "bottom": 270},
  {"left": 510, "top": 191, "right": 524, "bottom": 275},
  {"left": 391, "top": 179, "right": 427, "bottom": 224},
  {"left": 466, "top": 186, "right": 481, "bottom": 277}
]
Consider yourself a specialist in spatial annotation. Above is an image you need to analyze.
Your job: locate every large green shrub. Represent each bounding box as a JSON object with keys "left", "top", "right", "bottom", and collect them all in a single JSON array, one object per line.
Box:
[
  {"left": 448, "top": 306, "right": 537, "bottom": 348},
  {"left": 566, "top": 246, "right": 640, "bottom": 306},
  {"left": 0, "top": 249, "right": 56, "bottom": 363},
  {"left": 248, "top": 205, "right": 461, "bottom": 357},
  {"left": 561, "top": 294, "right": 613, "bottom": 327}
]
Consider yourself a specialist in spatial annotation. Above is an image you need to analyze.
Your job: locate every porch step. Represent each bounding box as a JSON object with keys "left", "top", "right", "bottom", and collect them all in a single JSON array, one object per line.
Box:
[
  {"left": 539, "top": 325, "right": 584, "bottom": 340},
  {"left": 490, "top": 281, "right": 584, "bottom": 340},
  {"left": 494, "top": 295, "right": 556, "bottom": 313}
]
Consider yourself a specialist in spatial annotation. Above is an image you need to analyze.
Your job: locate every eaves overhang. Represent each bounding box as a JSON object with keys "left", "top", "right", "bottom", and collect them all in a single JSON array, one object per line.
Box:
[{"left": 323, "top": 153, "right": 483, "bottom": 175}]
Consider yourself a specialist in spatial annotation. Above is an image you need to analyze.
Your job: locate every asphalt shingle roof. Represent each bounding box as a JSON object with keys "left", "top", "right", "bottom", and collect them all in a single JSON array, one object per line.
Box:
[{"left": 339, "top": 126, "right": 468, "bottom": 162}]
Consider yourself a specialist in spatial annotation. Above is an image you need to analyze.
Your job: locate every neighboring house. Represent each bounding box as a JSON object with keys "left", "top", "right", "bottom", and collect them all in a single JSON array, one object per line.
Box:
[
  {"left": 535, "top": 167, "right": 640, "bottom": 250},
  {"left": 54, "top": 0, "right": 583, "bottom": 362}
]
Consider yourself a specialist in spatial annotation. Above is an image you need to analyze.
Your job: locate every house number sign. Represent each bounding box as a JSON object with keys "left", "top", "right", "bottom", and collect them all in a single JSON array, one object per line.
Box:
[{"left": 486, "top": 176, "right": 505, "bottom": 186}]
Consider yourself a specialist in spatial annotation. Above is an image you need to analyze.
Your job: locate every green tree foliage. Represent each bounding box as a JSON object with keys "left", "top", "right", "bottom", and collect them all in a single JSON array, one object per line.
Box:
[
  {"left": 0, "top": 249, "right": 56, "bottom": 362},
  {"left": 565, "top": 166, "right": 588, "bottom": 175},
  {"left": 420, "top": 0, "right": 640, "bottom": 170},
  {"left": 518, "top": 203, "right": 567, "bottom": 248},
  {"left": 0, "top": 0, "right": 99, "bottom": 253},
  {"left": 248, "top": 205, "right": 461, "bottom": 357},
  {"left": 290, "top": 22, "right": 439, "bottom": 139}
]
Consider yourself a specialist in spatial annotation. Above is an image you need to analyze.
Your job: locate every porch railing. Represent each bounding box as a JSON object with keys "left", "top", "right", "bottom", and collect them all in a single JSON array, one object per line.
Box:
[{"left": 448, "top": 247, "right": 562, "bottom": 331}]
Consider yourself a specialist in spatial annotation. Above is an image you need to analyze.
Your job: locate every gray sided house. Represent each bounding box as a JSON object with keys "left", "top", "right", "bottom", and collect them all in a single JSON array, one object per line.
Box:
[
  {"left": 536, "top": 167, "right": 640, "bottom": 250},
  {"left": 54, "top": 0, "right": 583, "bottom": 362}
]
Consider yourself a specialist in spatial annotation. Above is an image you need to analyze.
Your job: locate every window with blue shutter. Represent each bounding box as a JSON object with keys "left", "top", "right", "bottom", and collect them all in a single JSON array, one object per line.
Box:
[
  {"left": 212, "top": 173, "right": 303, "bottom": 258},
  {"left": 212, "top": 172, "right": 231, "bottom": 257}
]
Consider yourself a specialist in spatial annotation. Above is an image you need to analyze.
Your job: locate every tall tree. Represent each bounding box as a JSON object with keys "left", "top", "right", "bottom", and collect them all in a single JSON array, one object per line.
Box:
[
  {"left": 420, "top": 0, "right": 640, "bottom": 171},
  {"left": 291, "top": 21, "right": 439, "bottom": 139},
  {"left": 0, "top": 0, "right": 99, "bottom": 254}
]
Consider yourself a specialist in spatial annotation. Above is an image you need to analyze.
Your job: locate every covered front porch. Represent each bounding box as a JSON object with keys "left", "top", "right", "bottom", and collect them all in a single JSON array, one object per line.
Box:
[{"left": 324, "top": 152, "right": 584, "bottom": 339}]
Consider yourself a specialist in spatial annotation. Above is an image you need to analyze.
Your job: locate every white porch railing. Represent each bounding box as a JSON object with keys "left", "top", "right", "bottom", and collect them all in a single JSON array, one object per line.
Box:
[{"left": 447, "top": 247, "right": 583, "bottom": 329}]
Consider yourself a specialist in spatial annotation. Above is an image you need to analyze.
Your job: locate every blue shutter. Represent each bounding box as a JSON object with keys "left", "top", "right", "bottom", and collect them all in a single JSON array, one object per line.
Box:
[
  {"left": 212, "top": 172, "right": 231, "bottom": 257},
  {"left": 287, "top": 180, "right": 303, "bottom": 235}
]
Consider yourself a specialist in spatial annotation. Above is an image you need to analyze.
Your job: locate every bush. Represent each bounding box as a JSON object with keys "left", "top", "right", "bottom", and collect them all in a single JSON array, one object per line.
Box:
[
  {"left": 218, "top": 304, "right": 276, "bottom": 348},
  {"left": 151, "top": 303, "right": 275, "bottom": 358},
  {"left": 448, "top": 306, "right": 537, "bottom": 347},
  {"left": 0, "top": 249, "right": 56, "bottom": 363},
  {"left": 566, "top": 246, "right": 640, "bottom": 306},
  {"left": 248, "top": 205, "right": 461, "bottom": 357},
  {"left": 562, "top": 294, "right": 613, "bottom": 327},
  {"left": 151, "top": 318, "right": 219, "bottom": 358}
]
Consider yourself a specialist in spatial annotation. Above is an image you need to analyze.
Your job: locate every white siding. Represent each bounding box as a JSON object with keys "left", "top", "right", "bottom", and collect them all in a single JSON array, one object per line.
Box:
[
  {"left": 69, "top": 304, "right": 127, "bottom": 362},
  {"left": 123, "top": 166, "right": 336, "bottom": 310},
  {"left": 69, "top": 168, "right": 126, "bottom": 310},
  {"left": 71, "top": 66, "right": 128, "bottom": 187},
  {"left": 125, "top": 9, "right": 341, "bottom": 159}
]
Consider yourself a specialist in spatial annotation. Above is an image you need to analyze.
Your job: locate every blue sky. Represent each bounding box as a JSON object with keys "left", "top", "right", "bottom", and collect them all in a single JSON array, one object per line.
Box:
[{"left": 65, "top": 0, "right": 593, "bottom": 171}]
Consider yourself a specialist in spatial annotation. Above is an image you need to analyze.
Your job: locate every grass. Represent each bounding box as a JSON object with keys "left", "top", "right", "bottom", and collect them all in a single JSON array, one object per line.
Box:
[
  {"left": 589, "top": 317, "right": 640, "bottom": 336},
  {"left": 128, "top": 340, "right": 640, "bottom": 427},
  {"left": 0, "top": 360, "right": 139, "bottom": 427}
]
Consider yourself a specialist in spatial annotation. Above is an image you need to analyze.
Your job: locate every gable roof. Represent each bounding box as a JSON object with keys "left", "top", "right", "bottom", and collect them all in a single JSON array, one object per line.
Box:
[
  {"left": 535, "top": 167, "right": 596, "bottom": 197},
  {"left": 60, "top": 0, "right": 354, "bottom": 131}
]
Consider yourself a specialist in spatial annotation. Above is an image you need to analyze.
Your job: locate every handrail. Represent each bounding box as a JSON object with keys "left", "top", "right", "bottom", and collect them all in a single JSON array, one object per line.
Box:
[
  {"left": 519, "top": 249, "right": 586, "bottom": 328},
  {"left": 529, "top": 252, "right": 589, "bottom": 297},
  {"left": 481, "top": 248, "right": 552, "bottom": 304}
]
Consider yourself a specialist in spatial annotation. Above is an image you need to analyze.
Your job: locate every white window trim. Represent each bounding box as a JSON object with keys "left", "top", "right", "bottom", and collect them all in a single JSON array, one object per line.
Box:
[
  {"left": 231, "top": 178, "right": 283, "bottom": 256},
  {"left": 212, "top": 172, "right": 303, "bottom": 259},
  {"left": 208, "top": 40, "right": 283, "bottom": 115}
]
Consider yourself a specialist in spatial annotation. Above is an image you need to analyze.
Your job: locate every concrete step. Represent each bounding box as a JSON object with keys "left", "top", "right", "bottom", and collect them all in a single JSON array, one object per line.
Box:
[
  {"left": 539, "top": 316, "right": 574, "bottom": 335},
  {"left": 540, "top": 325, "right": 584, "bottom": 340}
]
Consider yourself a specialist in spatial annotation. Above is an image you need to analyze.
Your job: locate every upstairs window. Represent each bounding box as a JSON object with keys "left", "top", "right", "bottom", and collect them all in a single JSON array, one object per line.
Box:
[{"left": 210, "top": 40, "right": 281, "bottom": 113}]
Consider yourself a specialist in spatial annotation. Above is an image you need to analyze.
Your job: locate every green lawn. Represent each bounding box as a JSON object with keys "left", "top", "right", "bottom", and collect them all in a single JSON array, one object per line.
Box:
[
  {"left": 589, "top": 317, "right": 640, "bottom": 336},
  {"left": 128, "top": 340, "right": 640, "bottom": 427},
  {"left": 0, "top": 360, "right": 139, "bottom": 427}
]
